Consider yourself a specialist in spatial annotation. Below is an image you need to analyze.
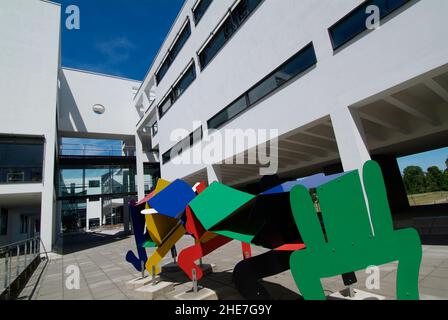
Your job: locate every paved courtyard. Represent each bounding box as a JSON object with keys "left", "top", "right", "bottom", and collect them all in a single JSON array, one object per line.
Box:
[{"left": 17, "top": 230, "right": 448, "bottom": 300}]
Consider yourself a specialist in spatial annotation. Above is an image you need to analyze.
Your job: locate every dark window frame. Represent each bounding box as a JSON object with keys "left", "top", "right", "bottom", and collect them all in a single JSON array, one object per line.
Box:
[
  {"left": 328, "top": 0, "right": 411, "bottom": 51},
  {"left": 0, "top": 209, "right": 7, "bottom": 236},
  {"left": 192, "top": 0, "right": 213, "bottom": 25},
  {"left": 198, "top": 0, "right": 264, "bottom": 71},
  {"left": 156, "top": 18, "right": 192, "bottom": 84},
  {"left": 208, "top": 42, "right": 317, "bottom": 130},
  {"left": 158, "top": 61, "right": 197, "bottom": 119},
  {"left": 162, "top": 126, "right": 203, "bottom": 165}
]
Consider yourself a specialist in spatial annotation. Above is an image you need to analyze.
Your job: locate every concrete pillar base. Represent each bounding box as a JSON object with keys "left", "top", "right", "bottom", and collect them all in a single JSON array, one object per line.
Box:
[
  {"left": 135, "top": 281, "right": 175, "bottom": 300},
  {"left": 174, "top": 287, "right": 218, "bottom": 301}
]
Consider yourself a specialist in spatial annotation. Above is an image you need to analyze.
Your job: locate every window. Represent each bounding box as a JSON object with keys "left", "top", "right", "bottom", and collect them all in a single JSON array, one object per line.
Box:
[
  {"left": 198, "top": 0, "right": 263, "bottom": 70},
  {"left": 162, "top": 126, "right": 203, "bottom": 164},
  {"left": 89, "top": 180, "right": 100, "bottom": 188},
  {"left": 158, "top": 62, "right": 197, "bottom": 118},
  {"left": 193, "top": 0, "right": 213, "bottom": 24},
  {"left": 0, "top": 209, "right": 7, "bottom": 236},
  {"left": 20, "top": 215, "right": 29, "bottom": 234},
  {"left": 156, "top": 19, "right": 192, "bottom": 84},
  {"left": 0, "top": 137, "right": 44, "bottom": 184},
  {"left": 329, "top": 0, "right": 410, "bottom": 50},
  {"left": 208, "top": 42, "right": 317, "bottom": 130},
  {"left": 144, "top": 163, "right": 161, "bottom": 192}
]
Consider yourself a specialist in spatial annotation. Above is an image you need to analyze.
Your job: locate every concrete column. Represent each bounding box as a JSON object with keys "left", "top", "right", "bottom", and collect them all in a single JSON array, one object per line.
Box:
[
  {"left": 207, "top": 165, "right": 222, "bottom": 184},
  {"left": 40, "top": 133, "right": 57, "bottom": 254},
  {"left": 123, "top": 196, "right": 130, "bottom": 233},
  {"left": 135, "top": 133, "right": 146, "bottom": 200},
  {"left": 331, "top": 108, "right": 371, "bottom": 173},
  {"left": 372, "top": 155, "right": 410, "bottom": 213}
]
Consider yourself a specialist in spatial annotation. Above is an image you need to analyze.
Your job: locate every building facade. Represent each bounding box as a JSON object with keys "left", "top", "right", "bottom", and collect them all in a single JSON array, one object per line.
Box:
[{"left": 1, "top": 0, "right": 448, "bottom": 252}]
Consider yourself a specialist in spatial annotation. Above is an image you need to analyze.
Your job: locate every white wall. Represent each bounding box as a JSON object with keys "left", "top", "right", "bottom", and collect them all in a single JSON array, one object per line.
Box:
[
  {"left": 0, "top": 0, "right": 61, "bottom": 252},
  {"left": 59, "top": 68, "right": 141, "bottom": 138},
  {"left": 86, "top": 199, "right": 102, "bottom": 230},
  {"left": 134, "top": 0, "right": 448, "bottom": 180}
]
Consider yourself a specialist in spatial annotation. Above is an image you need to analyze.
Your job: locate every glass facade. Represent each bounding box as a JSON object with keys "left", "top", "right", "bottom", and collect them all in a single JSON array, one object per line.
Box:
[
  {"left": 208, "top": 43, "right": 317, "bottom": 130},
  {"left": 199, "top": 0, "right": 263, "bottom": 69},
  {"left": 329, "top": 0, "right": 410, "bottom": 50},
  {"left": 158, "top": 63, "right": 197, "bottom": 118},
  {"left": 144, "top": 163, "right": 161, "bottom": 193},
  {"left": 58, "top": 165, "right": 137, "bottom": 198},
  {"left": 193, "top": 0, "right": 213, "bottom": 24},
  {"left": 0, "top": 137, "right": 44, "bottom": 184},
  {"left": 156, "top": 19, "right": 192, "bottom": 84}
]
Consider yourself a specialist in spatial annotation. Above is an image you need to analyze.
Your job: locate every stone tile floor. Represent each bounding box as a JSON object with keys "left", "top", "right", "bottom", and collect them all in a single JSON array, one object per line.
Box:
[{"left": 17, "top": 231, "right": 448, "bottom": 300}]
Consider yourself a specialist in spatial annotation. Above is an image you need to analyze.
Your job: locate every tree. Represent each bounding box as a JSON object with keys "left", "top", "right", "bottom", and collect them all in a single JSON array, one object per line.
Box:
[
  {"left": 443, "top": 170, "right": 448, "bottom": 191},
  {"left": 426, "top": 166, "right": 445, "bottom": 192},
  {"left": 403, "top": 166, "right": 426, "bottom": 195}
]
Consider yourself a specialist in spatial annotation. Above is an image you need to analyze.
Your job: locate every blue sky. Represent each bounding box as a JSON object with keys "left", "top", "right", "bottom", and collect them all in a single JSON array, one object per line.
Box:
[
  {"left": 56, "top": 0, "right": 185, "bottom": 80},
  {"left": 397, "top": 147, "right": 448, "bottom": 174},
  {"left": 55, "top": 1, "right": 448, "bottom": 176}
]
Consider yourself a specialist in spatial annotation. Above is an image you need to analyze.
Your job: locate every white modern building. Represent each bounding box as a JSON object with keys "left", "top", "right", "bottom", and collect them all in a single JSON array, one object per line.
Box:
[{"left": 1, "top": 0, "right": 448, "bottom": 253}]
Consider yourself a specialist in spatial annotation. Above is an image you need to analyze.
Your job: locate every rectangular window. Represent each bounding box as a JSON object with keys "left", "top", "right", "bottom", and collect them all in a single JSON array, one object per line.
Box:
[
  {"left": 0, "top": 137, "right": 44, "bottom": 184},
  {"left": 198, "top": 0, "right": 263, "bottom": 70},
  {"left": 329, "top": 0, "right": 410, "bottom": 50},
  {"left": 162, "top": 126, "right": 203, "bottom": 165},
  {"left": 0, "top": 209, "right": 7, "bottom": 236},
  {"left": 158, "top": 62, "right": 197, "bottom": 118},
  {"left": 156, "top": 19, "right": 192, "bottom": 84},
  {"left": 193, "top": 0, "right": 213, "bottom": 25},
  {"left": 89, "top": 180, "right": 100, "bottom": 188},
  {"left": 208, "top": 43, "right": 317, "bottom": 130},
  {"left": 20, "top": 215, "right": 29, "bottom": 234},
  {"left": 208, "top": 96, "right": 248, "bottom": 131}
]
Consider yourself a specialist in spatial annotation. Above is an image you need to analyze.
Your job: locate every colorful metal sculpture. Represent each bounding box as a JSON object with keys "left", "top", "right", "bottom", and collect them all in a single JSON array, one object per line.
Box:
[
  {"left": 126, "top": 160, "right": 422, "bottom": 300},
  {"left": 289, "top": 161, "right": 422, "bottom": 300}
]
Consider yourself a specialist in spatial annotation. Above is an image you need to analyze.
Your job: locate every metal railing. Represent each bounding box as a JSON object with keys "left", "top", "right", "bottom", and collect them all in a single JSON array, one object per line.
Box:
[
  {"left": 59, "top": 144, "right": 136, "bottom": 157},
  {"left": 0, "top": 237, "right": 42, "bottom": 295}
]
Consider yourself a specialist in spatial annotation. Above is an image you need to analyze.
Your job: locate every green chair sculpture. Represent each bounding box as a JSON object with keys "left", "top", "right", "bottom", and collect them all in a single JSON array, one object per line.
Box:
[{"left": 289, "top": 160, "right": 422, "bottom": 300}]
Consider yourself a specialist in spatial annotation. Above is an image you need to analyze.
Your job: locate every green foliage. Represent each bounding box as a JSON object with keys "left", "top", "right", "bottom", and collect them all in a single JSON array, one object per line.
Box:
[
  {"left": 403, "top": 165, "right": 448, "bottom": 194},
  {"left": 403, "top": 166, "right": 427, "bottom": 194}
]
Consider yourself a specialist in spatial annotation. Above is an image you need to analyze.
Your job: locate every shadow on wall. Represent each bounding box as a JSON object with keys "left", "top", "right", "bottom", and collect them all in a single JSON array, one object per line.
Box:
[{"left": 58, "top": 70, "right": 88, "bottom": 133}]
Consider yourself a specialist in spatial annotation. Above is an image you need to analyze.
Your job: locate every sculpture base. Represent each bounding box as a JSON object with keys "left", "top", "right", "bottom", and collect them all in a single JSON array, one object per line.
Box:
[
  {"left": 135, "top": 281, "right": 175, "bottom": 300},
  {"left": 174, "top": 287, "right": 218, "bottom": 301},
  {"left": 328, "top": 288, "right": 386, "bottom": 300},
  {"left": 126, "top": 276, "right": 156, "bottom": 290}
]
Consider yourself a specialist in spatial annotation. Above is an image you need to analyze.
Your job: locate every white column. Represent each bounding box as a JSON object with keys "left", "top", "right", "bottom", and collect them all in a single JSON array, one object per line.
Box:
[
  {"left": 40, "top": 133, "right": 56, "bottom": 253},
  {"left": 331, "top": 107, "right": 371, "bottom": 173},
  {"left": 207, "top": 165, "right": 222, "bottom": 184},
  {"left": 135, "top": 133, "right": 146, "bottom": 200}
]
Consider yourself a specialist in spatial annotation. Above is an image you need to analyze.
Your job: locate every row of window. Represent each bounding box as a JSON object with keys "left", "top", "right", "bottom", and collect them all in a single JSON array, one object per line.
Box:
[
  {"left": 198, "top": 0, "right": 263, "bottom": 70},
  {"left": 156, "top": 0, "right": 264, "bottom": 121},
  {"left": 162, "top": 126, "right": 203, "bottom": 165},
  {"left": 329, "top": 0, "right": 410, "bottom": 50},
  {"left": 208, "top": 43, "right": 317, "bottom": 130},
  {"left": 155, "top": 0, "right": 215, "bottom": 85},
  {"left": 156, "top": 19, "right": 192, "bottom": 84},
  {"left": 160, "top": 0, "right": 411, "bottom": 163},
  {"left": 158, "top": 62, "right": 197, "bottom": 118},
  {"left": 193, "top": 0, "right": 213, "bottom": 25}
]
